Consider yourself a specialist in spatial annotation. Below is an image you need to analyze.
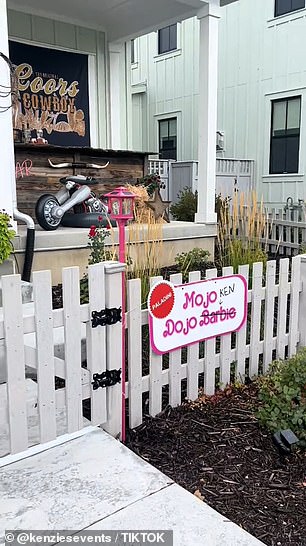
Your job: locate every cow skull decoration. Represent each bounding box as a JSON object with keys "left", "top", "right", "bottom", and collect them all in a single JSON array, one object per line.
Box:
[{"left": 48, "top": 159, "right": 110, "bottom": 169}]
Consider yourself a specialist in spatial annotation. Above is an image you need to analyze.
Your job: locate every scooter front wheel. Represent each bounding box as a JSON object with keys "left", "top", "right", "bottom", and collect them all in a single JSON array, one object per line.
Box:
[{"left": 35, "top": 194, "right": 62, "bottom": 230}]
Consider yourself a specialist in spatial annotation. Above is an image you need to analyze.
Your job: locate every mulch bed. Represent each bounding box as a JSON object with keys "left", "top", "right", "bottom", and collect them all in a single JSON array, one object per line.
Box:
[{"left": 126, "top": 384, "right": 306, "bottom": 546}]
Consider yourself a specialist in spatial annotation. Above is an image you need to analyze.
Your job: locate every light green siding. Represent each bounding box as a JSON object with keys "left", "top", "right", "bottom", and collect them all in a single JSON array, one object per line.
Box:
[
  {"left": 129, "top": 0, "right": 306, "bottom": 206},
  {"left": 128, "top": 17, "right": 200, "bottom": 159},
  {"left": 7, "top": 9, "right": 108, "bottom": 148},
  {"left": 218, "top": 0, "right": 306, "bottom": 206}
]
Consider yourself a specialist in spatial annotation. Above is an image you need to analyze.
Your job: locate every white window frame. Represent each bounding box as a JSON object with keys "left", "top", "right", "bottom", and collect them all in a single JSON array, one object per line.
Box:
[
  {"left": 274, "top": 0, "right": 305, "bottom": 18},
  {"left": 263, "top": 88, "right": 305, "bottom": 178},
  {"left": 267, "top": 0, "right": 306, "bottom": 23},
  {"left": 130, "top": 37, "right": 139, "bottom": 69},
  {"left": 154, "top": 111, "right": 181, "bottom": 160},
  {"left": 154, "top": 22, "right": 182, "bottom": 61}
]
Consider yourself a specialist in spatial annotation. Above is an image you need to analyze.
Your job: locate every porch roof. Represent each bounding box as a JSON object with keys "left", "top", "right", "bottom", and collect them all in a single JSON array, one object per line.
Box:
[{"left": 7, "top": 0, "right": 237, "bottom": 41}]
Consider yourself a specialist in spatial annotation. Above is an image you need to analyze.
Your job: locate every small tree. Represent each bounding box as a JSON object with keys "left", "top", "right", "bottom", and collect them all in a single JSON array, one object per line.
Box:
[{"left": 170, "top": 188, "right": 198, "bottom": 222}]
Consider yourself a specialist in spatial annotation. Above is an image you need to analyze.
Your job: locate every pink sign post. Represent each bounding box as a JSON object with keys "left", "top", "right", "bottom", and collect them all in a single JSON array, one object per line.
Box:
[{"left": 148, "top": 275, "right": 248, "bottom": 354}]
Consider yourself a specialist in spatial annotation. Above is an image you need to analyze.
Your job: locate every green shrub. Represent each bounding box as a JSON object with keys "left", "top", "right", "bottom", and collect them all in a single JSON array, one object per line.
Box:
[
  {"left": 0, "top": 211, "right": 15, "bottom": 264},
  {"left": 224, "top": 239, "right": 267, "bottom": 274},
  {"left": 170, "top": 187, "right": 198, "bottom": 222},
  {"left": 170, "top": 190, "right": 233, "bottom": 223},
  {"left": 257, "top": 349, "right": 306, "bottom": 448},
  {"left": 88, "top": 221, "right": 111, "bottom": 265},
  {"left": 175, "top": 248, "right": 210, "bottom": 281}
]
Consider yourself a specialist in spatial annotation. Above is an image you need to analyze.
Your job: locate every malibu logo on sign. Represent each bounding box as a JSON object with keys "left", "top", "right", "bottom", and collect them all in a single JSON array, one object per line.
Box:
[{"left": 148, "top": 276, "right": 247, "bottom": 355}]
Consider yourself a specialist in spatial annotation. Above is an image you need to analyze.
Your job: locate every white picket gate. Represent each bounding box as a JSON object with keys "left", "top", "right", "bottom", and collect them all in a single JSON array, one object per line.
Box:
[
  {"left": 125, "top": 256, "right": 303, "bottom": 428},
  {"left": 0, "top": 261, "right": 124, "bottom": 459},
  {"left": 265, "top": 207, "right": 306, "bottom": 256},
  {"left": 0, "top": 255, "right": 304, "bottom": 458}
]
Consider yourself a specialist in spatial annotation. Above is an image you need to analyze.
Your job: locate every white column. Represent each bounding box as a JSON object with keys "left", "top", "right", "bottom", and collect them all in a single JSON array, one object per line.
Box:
[
  {"left": 195, "top": 2, "right": 221, "bottom": 224},
  {"left": 0, "top": 0, "right": 16, "bottom": 223},
  {"left": 108, "top": 42, "right": 126, "bottom": 150}
]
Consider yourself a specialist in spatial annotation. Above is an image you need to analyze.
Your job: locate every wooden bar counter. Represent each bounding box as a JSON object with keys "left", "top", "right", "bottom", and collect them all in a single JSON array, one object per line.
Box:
[{"left": 15, "top": 143, "right": 149, "bottom": 222}]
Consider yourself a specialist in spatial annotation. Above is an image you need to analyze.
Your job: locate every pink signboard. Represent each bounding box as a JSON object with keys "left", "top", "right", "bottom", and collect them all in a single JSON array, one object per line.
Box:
[{"left": 148, "top": 275, "right": 247, "bottom": 355}]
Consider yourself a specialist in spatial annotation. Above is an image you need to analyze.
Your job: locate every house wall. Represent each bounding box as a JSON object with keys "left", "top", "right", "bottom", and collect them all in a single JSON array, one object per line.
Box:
[
  {"left": 128, "top": 0, "right": 306, "bottom": 207},
  {"left": 218, "top": 0, "right": 306, "bottom": 207},
  {"left": 7, "top": 9, "right": 109, "bottom": 148},
  {"left": 126, "top": 18, "right": 200, "bottom": 160}
]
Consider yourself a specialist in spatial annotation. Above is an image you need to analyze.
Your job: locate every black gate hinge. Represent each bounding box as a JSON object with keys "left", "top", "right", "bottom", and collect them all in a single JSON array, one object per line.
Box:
[
  {"left": 92, "top": 369, "right": 122, "bottom": 390},
  {"left": 91, "top": 307, "right": 122, "bottom": 328}
]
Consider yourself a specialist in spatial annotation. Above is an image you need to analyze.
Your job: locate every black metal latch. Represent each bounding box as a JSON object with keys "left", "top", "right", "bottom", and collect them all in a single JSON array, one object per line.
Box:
[
  {"left": 91, "top": 307, "right": 122, "bottom": 328},
  {"left": 92, "top": 369, "right": 122, "bottom": 390}
]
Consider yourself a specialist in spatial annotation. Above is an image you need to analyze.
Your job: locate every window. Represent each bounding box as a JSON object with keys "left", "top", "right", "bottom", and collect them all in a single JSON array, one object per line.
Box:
[
  {"left": 275, "top": 0, "right": 305, "bottom": 17},
  {"left": 131, "top": 39, "right": 135, "bottom": 64},
  {"left": 158, "top": 24, "right": 177, "bottom": 55},
  {"left": 159, "top": 118, "right": 177, "bottom": 160},
  {"left": 270, "top": 97, "right": 301, "bottom": 174}
]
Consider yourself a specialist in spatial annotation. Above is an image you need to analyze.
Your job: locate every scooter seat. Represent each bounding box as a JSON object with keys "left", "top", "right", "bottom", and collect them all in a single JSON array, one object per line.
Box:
[{"left": 60, "top": 175, "right": 98, "bottom": 185}]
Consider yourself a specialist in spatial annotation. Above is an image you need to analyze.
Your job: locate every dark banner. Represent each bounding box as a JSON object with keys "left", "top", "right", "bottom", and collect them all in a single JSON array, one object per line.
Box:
[{"left": 9, "top": 41, "right": 90, "bottom": 146}]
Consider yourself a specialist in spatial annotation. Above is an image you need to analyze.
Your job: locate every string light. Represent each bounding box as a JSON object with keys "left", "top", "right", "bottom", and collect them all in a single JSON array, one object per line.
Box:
[{"left": 0, "top": 51, "right": 19, "bottom": 113}]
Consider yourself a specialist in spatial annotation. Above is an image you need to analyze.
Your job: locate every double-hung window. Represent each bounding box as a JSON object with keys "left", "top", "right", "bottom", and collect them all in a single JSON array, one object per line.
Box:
[
  {"left": 159, "top": 118, "right": 177, "bottom": 160},
  {"left": 158, "top": 24, "right": 177, "bottom": 55},
  {"left": 270, "top": 97, "right": 301, "bottom": 174}
]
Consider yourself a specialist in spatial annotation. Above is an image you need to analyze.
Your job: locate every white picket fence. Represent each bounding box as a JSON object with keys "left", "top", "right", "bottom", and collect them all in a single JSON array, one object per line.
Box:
[
  {"left": 0, "top": 255, "right": 304, "bottom": 458},
  {"left": 125, "top": 256, "right": 302, "bottom": 428},
  {"left": 265, "top": 207, "right": 306, "bottom": 256},
  {"left": 0, "top": 261, "right": 124, "bottom": 459}
]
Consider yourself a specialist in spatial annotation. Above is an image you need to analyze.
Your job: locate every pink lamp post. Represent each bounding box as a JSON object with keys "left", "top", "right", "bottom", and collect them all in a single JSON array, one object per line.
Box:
[{"left": 104, "top": 186, "right": 136, "bottom": 442}]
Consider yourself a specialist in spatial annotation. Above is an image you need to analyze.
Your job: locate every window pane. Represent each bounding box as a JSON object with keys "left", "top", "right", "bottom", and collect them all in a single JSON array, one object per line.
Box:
[
  {"left": 292, "top": 0, "right": 305, "bottom": 10},
  {"left": 287, "top": 98, "right": 301, "bottom": 130},
  {"left": 275, "top": 0, "right": 292, "bottom": 16},
  {"left": 158, "top": 24, "right": 176, "bottom": 54},
  {"left": 158, "top": 27, "right": 170, "bottom": 54},
  {"left": 159, "top": 118, "right": 177, "bottom": 160},
  {"left": 275, "top": 0, "right": 305, "bottom": 15},
  {"left": 159, "top": 120, "right": 169, "bottom": 138},
  {"left": 131, "top": 39, "right": 135, "bottom": 64},
  {"left": 273, "top": 101, "right": 286, "bottom": 135},
  {"left": 162, "top": 137, "right": 176, "bottom": 150},
  {"left": 169, "top": 24, "right": 177, "bottom": 51},
  {"left": 270, "top": 138, "right": 286, "bottom": 174},
  {"left": 286, "top": 136, "right": 300, "bottom": 172},
  {"left": 169, "top": 119, "right": 177, "bottom": 136},
  {"left": 160, "top": 149, "right": 177, "bottom": 160}
]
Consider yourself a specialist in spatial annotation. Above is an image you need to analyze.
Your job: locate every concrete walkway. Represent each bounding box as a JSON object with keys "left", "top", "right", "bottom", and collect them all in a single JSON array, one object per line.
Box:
[{"left": 0, "top": 428, "right": 264, "bottom": 546}]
